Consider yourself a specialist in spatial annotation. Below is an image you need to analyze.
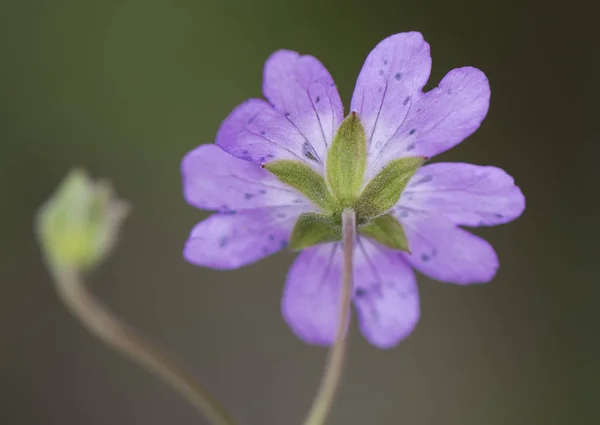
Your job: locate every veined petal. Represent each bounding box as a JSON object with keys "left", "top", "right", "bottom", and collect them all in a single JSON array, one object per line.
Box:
[
  {"left": 216, "top": 99, "right": 324, "bottom": 170},
  {"left": 184, "top": 206, "right": 309, "bottom": 270},
  {"left": 350, "top": 32, "right": 431, "bottom": 159},
  {"left": 353, "top": 238, "right": 420, "bottom": 348},
  {"left": 263, "top": 50, "right": 344, "bottom": 164},
  {"left": 282, "top": 242, "right": 343, "bottom": 345},
  {"left": 367, "top": 67, "right": 490, "bottom": 177},
  {"left": 282, "top": 237, "right": 420, "bottom": 348},
  {"left": 376, "top": 67, "right": 490, "bottom": 165},
  {"left": 398, "top": 162, "right": 525, "bottom": 227},
  {"left": 182, "top": 144, "right": 312, "bottom": 211},
  {"left": 394, "top": 210, "right": 499, "bottom": 284}
]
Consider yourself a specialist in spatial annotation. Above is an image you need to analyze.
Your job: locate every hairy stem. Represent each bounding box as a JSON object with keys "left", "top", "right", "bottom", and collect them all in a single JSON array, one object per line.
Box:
[
  {"left": 303, "top": 209, "right": 355, "bottom": 425},
  {"left": 50, "top": 265, "right": 238, "bottom": 425}
]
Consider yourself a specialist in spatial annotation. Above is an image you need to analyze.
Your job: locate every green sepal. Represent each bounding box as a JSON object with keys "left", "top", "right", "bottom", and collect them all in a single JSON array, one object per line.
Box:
[
  {"left": 359, "top": 214, "right": 410, "bottom": 252},
  {"left": 265, "top": 160, "right": 336, "bottom": 211},
  {"left": 289, "top": 213, "right": 341, "bottom": 251},
  {"left": 354, "top": 156, "right": 425, "bottom": 220},
  {"left": 326, "top": 112, "right": 367, "bottom": 204}
]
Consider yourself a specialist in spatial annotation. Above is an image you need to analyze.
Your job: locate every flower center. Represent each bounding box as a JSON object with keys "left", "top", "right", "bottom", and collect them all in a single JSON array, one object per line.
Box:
[{"left": 264, "top": 113, "right": 426, "bottom": 251}]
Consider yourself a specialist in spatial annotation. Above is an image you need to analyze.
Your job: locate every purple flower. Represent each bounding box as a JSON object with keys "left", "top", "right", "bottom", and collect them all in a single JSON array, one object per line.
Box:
[{"left": 182, "top": 32, "right": 525, "bottom": 348}]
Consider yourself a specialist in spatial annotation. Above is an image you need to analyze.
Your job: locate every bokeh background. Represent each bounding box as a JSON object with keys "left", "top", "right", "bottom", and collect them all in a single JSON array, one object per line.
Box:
[{"left": 1, "top": 0, "right": 597, "bottom": 424}]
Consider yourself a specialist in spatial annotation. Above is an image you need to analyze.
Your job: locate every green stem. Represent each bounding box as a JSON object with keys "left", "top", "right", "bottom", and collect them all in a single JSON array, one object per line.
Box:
[
  {"left": 49, "top": 265, "right": 238, "bottom": 425},
  {"left": 303, "top": 209, "right": 355, "bottom": 425}
]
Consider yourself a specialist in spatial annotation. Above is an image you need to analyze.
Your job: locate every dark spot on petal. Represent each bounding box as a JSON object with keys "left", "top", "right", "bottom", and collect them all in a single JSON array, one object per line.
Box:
[
  {"left": 403, "top": 96, "right": 410, "bottom": 106},
  {"left": 421, "top": 253, "right": 430, "bottom": 262},
  {"left": 495, "top": 213, "right": 504, "bottom": 218},
  {"left": 219, "top": 236, "right": 229, "bottom": 248},
  {"left": 302, "top": 141, "right": 319, "bottom": 162},
  {"left": 262, "top": 246, "right": 270, "bottom": 254},
  {"left": 399, "top": 210, "right": 409, "bottom": 218},
  {"left": 293, "top": 198, "right": 303, "bottom": 203},
  {"left": 259, "top": 156, "right": 266, "bottom": 162},
  {"left": 406, "top": 143, "right": 415, "bottom": 151},
  {"left": 268, "top": 234, "right": 275, "bottom": 241},
  {"left": 244, "top": 193, "right": 255, "bottom": 200},
  {"left": 260, "top": 130, "right": 266, "bottom": 136},
  {"left": 242, "top": 155, "right": 252, "bottom": 161},
  {"left": 395, "top": 72, "right": 403, "bottom": 81},
  {"left": 378, "top": 69, "right": 384, "bottom": 76},
  {"left": 242, "top": 150, "right": 249, "bottom": 155},
  {"left": 371, "top": 282, "right": 383, "bottom": 297},
  {"left": 259, "top": 189, "right": 267, "bottom": 195},
  {"left": 399, "top": 290, "right": 410, "bottom": 299},
  {"left": 329, "top": 82, "right": 335, "bottom": 87},
  {"left": 221, "top": 210, "right": 237, "bottom": 215},
  {"left": 284, "top": 112, "right": 291, "bottom": 117},
  {"left": 447, "top": 88, "right": 453, "bottom": 95},
  {"left": 305, "top": 151, "right": 317, "bottom": 161},
  {"left": 411, "top": 175, "right": 433, "bottom": 186},
  {"left": 409, "top": 129, "right": 416, "bottom": 135},
  {"left": 383, "top": 59, "right": 388, "bottom": 65},
  {"left": 267, "top": 154, "right": 275, "bottom": 158},
  {"left": 315, "top": 96, "right": 320, "bottom": 103},
  {"left": 280, "top": 240, "right": 288, "bottom": 249},
  {"left": 355, "top": 288, "right": 368, "bottom": 298}
]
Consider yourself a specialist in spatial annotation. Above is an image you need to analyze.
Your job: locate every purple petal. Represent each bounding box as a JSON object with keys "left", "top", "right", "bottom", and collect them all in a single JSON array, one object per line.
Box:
[
  {"left": 399, "top": 162, "right": 525, "bottom": 227},
  {"left": 182, "top": 144, "right": 311, "bottom": 211},
  {"left": 350, "top": 32, "right": 431, "bottom": 159},
  {"left": 263, "top": 50, "right": 344, "bottom": 163},
  {"left": 394, "top": 211, "right": 499, "bottom": 284},
  {"left": 282, "top": 238, "right": 419, "bottom": 348},
  {"left": 282, "top": 242, "right": 343, "bottom": 345},
  {"left": 184, "top": 207, "right": 308, "bottom": 270},
  {"left": 354, "top": 238, "right": 420, "bottom": 348},
  {"left": 368, "top": 67, "right": 490, "bottom": 176},
  {"left": 216, "top": 99, "right": 322, "bottom": 168}
]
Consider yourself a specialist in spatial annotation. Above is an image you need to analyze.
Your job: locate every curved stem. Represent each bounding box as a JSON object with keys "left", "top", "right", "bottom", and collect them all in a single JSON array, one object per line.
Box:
[
  {"left": 49, "top": 265, "right": 238, "bottom": 425},
  {"left": 303, "top": 209, "right": 355, "bottom": 425}
]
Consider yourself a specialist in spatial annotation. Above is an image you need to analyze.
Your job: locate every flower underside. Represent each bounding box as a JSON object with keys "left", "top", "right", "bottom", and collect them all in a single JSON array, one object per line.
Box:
[
  {"left": 182, "top": 31, "right": 527, "bottom": 349},
  {"left": 264, "top": 112, "right": 425, "bottom": 251}
]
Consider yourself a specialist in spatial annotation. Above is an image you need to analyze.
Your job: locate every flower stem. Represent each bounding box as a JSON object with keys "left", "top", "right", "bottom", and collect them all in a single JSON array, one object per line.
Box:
[
  {"left": 303, "top": 209, "right": 355, "bottom": 425},
  {"left": 49, "top": 265, "right": 238, "bottom": 425}
]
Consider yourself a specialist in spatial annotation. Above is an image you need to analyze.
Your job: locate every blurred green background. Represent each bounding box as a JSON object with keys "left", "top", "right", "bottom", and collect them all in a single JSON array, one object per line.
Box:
[{"left": 1, "top": 0, "right": 597, "bottom": 424}]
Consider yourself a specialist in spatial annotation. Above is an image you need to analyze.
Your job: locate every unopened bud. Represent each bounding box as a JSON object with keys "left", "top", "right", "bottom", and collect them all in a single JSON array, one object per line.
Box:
[{"left": 36, "top": 169, "right": 129, "bottom": 270}]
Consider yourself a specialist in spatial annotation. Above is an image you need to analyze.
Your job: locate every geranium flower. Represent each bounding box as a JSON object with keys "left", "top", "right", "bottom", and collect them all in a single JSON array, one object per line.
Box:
[{"left": 182, "top": 32, "right": 525, "bottom": 348}]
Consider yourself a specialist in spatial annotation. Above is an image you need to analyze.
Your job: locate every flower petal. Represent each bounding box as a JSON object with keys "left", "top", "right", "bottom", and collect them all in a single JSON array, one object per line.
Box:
[
  {"left": 350, "top": 32, "right": 431, "bottom": 158},
  {"left": 282, "top": 242, "right": 343, "bottom": 345},
  {"left": 216, "top": 99, "right": 324, "bottom": 170},
  {"left": 184, "top": 207, "right": 309, "bottom": 270},
  {"left": 399, "top": 162, "right": 525, "bottom": 227},
  {"left": 282, "top": 237, "right": 420, "bottom": 348},
  {"left": 394, "top": 210, "right": 499, "bottom": 284},
  {"left": 353, "top": 238, "right": 420, "bottom": 348},
  {"left": 368, "top": 67, "right": 490, "bottom": 176},
  {"left": 182, "top": 144, "right": 311, "bottom": 211},
  {"left": 263, "top": 50, "right": 344, "bottom": 163}
]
